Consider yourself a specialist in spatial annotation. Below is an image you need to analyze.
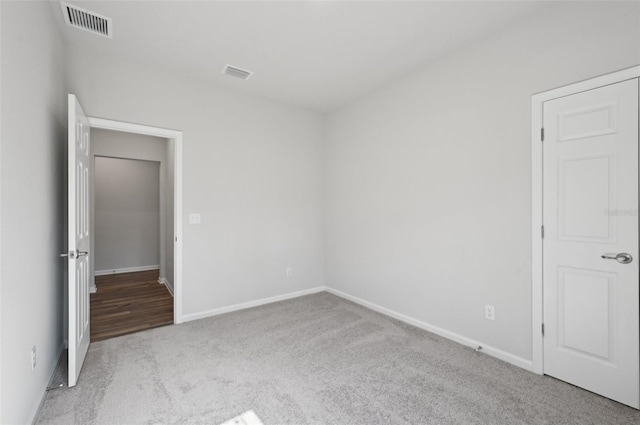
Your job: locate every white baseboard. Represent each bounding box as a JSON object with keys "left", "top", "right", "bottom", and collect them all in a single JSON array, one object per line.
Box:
[
  {"left": 325, "top": 287, "right": 534, "bottom": 373},
  {"left": 29, "top": 343, "right": 65, "bottom": 425},
  {"left": 179, "top": 284, "right": 532, "bottom": 373},
  {"left": 158, "top": 277, "right": 174, "bottom": 297},
  {"left": 94, "top": 265, "right": 159, "bottom": 276},
  {"left": 181, "top": 286, "right": 326, "bottom": 323}
]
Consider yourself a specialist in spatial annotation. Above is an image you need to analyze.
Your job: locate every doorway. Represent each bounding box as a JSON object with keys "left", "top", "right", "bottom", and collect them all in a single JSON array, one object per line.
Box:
[
  {"left": 531, "top": 67, "right": 640, "bottom": 409},
  {"left": 91, "top": 153, "right": 171, "bottom": 341},
  {"left": 66, "top": 96, "right": 183, "bottom": 387},
  {"left": 87, "top": 118, "right": 184, "bottom": 325}
]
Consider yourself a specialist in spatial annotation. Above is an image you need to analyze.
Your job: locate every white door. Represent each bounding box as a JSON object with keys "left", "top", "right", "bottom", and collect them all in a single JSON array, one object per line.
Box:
[
  {"left": 543, "top": 78, "right": 639, "bottom": 408},
  {"left": 67, "top": 94, "right": 91, "bottom": 387}
]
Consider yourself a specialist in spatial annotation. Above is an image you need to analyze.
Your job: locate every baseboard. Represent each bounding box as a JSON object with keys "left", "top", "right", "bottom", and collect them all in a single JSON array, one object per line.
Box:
[
  {"left": 158, "top": 277, "right": 174, "bottom": 297},
  {"left": 94, "top": 265, "right": 160, "bottom": 276},
  {"left": 325, "top": 287, "right": 534, "bottom": 373},
  {"left": 179, "top": 285, "right": 533, "bottom": 372},
  {"left": 182, "top": 286, "right": 327, "bottom": 323},
  {"left": 28, "top": 343, "right": 65, "bottom": 425}
]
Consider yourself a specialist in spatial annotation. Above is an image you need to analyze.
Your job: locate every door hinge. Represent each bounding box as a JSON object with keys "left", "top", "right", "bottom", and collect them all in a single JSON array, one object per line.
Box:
[
  {"left": 541, "top": 225, "right": 545, "bottom": 239},
  {"left": 541, "top": 323, "right": 545, "bottom": 336},
  {"left": 541, "top": 128, "right": 545, "bottom": 142}
]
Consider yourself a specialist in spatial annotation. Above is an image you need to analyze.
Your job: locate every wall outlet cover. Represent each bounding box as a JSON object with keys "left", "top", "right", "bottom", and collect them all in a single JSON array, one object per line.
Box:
[
  {"left": 31, "top": 346, "right": 37, "bottom": 371},
  {"left": 485, "top": 305, "right": 495, "bottom": 321}
]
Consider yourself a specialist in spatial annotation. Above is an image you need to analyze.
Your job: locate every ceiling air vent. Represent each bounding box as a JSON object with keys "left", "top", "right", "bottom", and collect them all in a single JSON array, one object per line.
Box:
[
  {"left": 222, "top": 65, "right": 253, "bottom": 80},
  {"left": 60, "top": 2, "right": 112, "bottom": 39}
]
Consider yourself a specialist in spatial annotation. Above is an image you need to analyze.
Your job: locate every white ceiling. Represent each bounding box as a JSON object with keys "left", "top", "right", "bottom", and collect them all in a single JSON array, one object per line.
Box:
[{"left": 55, "top": 1, "right": 548, "bottom": 112}]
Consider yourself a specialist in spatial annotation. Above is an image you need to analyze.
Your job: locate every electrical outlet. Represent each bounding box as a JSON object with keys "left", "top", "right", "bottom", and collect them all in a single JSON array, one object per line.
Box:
[
  {"left": 485, "top": 305, "right": 495, "bottom": 321},
  {"left": 188, "top": 213, "right": 201, "bottom": 224},
  {"left": 286, "top": 267, "right": 292, "bottom": 278},
  {"left": 31, "top": 346, "right": 37, "bottom": 371}
]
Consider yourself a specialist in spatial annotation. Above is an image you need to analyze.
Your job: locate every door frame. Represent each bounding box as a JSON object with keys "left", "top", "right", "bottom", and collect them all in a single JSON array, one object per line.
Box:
[
  {"left": 531, "top": 65, "right": 640, "bottom": 375},
  {"left": 87, "top": 117, "right": 184, "bottom": 324}
]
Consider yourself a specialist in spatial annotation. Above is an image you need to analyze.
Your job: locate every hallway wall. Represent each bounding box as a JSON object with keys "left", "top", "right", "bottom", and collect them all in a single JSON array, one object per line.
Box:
[
  {"left": 91, "top": 129, "right": 172, "bottom": 285},
  {"left": 94, "top": 157, "right": 161, "bottom": 273}
]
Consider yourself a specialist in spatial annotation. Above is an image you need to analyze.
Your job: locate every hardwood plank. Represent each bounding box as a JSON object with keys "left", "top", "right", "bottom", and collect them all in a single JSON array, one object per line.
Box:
[{"left": 90, "top": 270, "right": 173, "bottom": 342}]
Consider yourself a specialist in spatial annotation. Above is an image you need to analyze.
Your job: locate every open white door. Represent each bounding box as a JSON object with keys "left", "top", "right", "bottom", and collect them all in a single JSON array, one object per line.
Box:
[{"left": 66, "top": 94, "right": 91, "bottom": 387}]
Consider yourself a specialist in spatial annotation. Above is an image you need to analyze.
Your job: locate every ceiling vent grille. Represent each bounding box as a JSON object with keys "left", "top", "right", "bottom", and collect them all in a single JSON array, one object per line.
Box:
[
  {"left": 60, "top": 2, "right": 112, "bottom": 39},
  {"left": 222, "top": 65, "right": 253, "bottom": 80}
]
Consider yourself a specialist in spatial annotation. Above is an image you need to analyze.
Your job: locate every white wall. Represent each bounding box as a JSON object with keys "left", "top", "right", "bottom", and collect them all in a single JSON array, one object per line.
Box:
[
  {"left": 325, "top": 1, "right": 640, "bottom": 362},
  {"left": 66, "top": 49, "right": 326, "bottom": 318},
  {"left": 165, "top": 138, "right": 175, "bottom": 291},
  {"left": 92, "top": 129, "right": 168, "bottom": 162},
  {"left": 0, "top": 2, "right": 66, "bottom": 423},
  {"left": 91, "top": 129, "right": 171, "bottom": 281},
  {"left": 94, "top": 157, "right": 160, "bottom": 272},
  {"left": 1, "top": 3, "right": 4, "bottom": 422}
]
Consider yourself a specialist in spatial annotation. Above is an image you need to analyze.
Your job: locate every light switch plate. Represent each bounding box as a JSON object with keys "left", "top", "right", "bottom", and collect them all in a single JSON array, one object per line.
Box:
[{"left": 189, "top": 213, "right": 201, "bottom": 224}]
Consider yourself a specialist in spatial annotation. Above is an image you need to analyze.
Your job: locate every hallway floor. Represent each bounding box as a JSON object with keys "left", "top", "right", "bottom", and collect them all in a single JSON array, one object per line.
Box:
[{"left": 90, "top": 270, "right": 173, "bottom": 342}]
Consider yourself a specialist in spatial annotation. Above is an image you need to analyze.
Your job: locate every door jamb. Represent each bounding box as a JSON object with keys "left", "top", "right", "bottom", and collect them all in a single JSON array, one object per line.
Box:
[
  {"left": 87, "top": 117, "right": 184, "bottom": 324},
  {"left": 531, "top": 65, "right": 640, "bottom": 375}
]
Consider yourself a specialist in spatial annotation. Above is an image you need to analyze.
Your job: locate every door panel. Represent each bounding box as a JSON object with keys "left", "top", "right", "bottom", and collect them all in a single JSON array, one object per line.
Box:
[
  {"left": 557, "top": 267, "right": 614, "bottom": 361},
  {"left": 559, "top": 103, "right": 618, "bottom": 141},
  {"left": 543, "top": 78, "right": 639, "bottom": 408},
  {"left": 559, "top": 155, "right": 613, "bottom": 241},
  {"left": 68, "top": 94, "right": 91, "bottom": 387}
]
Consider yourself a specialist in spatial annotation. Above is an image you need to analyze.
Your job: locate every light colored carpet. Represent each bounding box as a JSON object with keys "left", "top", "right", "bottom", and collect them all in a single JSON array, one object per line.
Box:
[{"left": 36, "top": 292, "right": 640, "bottom": 425}]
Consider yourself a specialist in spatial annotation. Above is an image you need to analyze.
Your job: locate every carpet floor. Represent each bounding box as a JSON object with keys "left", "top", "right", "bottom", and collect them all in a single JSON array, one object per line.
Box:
[{"left": 35, "top": 292, "right": 640, "bottom": 425}]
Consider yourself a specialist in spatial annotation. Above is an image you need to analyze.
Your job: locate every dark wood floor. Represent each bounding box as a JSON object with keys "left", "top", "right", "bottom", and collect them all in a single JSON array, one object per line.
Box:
[{"left": 90, "top": 270, "right": 173, "bottom": 342}]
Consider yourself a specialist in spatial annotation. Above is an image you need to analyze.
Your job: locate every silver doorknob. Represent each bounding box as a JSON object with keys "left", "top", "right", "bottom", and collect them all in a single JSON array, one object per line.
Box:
[
  {"left": 60, "top": 250, "right": 88, "bottom": 259},
  {"left": 601, "top": 253, "right": 633, "bottom": 264},
  {"left": 60, "top": 250, "right": 76, "bottom": 259}
]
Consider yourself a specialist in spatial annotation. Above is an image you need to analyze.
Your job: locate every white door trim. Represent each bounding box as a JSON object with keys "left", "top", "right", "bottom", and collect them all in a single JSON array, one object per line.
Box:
[
  {"left": 531, "top": 65, "right": 640, "bottom": 375},
  {"left": 87, "top": 117, "right": 184, "bottom": 324}
]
